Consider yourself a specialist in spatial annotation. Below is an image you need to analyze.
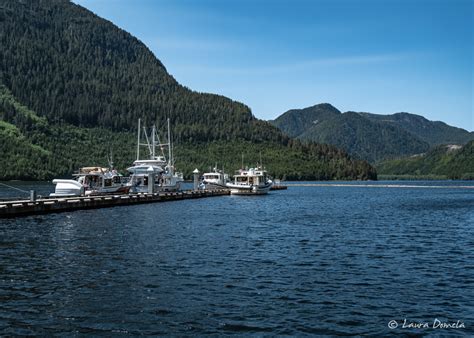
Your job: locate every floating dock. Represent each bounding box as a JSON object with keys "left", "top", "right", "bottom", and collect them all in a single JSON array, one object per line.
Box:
[{"left": 0, "top": 190, "right": 230, "bottom": 218}]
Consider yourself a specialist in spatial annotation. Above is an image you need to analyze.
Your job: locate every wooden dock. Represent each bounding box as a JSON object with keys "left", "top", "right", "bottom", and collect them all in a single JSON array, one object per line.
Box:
[{"left": 0, "top": 190, "right": 230, "bottom": 218}]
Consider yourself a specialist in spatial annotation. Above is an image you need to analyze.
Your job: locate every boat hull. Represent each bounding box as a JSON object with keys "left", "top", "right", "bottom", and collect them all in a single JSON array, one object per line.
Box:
[
  {"left": 50, "top": 179, "right": 84, "bottom": 197},
  {"left": 50, "top": 179, "right": 130, "bottom": 197},
  {"left": 85, "top": 185, "right": 130, "bottom": 196},
  {"left": 129, "top": 182, "right": 181, "bottom": 193},
  {"left": 227, "top": 182, "right": 272, "bottom": 195},
  {"left": 201, "top": 182, "right": 229, "bottom": 190}
]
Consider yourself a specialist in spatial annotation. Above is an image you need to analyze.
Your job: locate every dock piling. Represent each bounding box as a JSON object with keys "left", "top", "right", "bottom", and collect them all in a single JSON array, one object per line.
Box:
[{"left": 30, "top": 190, "right": 36, "bottom": 202}]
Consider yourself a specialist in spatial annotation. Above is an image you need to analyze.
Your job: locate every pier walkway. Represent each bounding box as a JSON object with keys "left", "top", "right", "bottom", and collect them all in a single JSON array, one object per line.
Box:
[{"left": 0, "top": 190, "right": 230, "bottom": 218}]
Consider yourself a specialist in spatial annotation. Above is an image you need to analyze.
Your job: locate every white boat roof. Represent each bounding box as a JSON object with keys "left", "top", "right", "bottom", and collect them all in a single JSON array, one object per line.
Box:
[
  {"left": 133, "top": 159, "right": 166, "bottom": 167},
  {"left": 127, "top": 164, "right": 164, "bottom": 173},
  {"left": 234, "top": 168, "right": 267, "bottom": 177},
  {"left": 203, "top": 172, "right": 223, "bottom": 176}
]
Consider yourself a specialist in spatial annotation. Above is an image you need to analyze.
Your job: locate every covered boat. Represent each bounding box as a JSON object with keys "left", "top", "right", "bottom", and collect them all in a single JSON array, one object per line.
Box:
[
  {"left": 50, "top": 167, "right": 129, "bottom": 197},
  {"left": 200, "top": 168, "right": 229, "bottom": 190},
  {"left": 226, "top": 167, "right": 272, "bottom": 195}
]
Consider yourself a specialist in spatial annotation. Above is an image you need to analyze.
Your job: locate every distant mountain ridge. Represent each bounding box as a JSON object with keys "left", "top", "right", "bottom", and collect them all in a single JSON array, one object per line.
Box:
[
  {"left": 359, "top": 112, "right": 473, "bottom": 146},
  {"left": 271, "top": 103, "right": 473, "bottom": 163}
]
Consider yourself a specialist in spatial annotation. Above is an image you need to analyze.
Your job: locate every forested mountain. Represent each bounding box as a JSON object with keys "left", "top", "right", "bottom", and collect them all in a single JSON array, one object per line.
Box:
[
  {"left": 0, "top": 0, "right": 376, "bottom": 181},
  {"left": 271, "top": 104, "right": 473, "bottom": 163},
  {"left": 360, "top": 112, "right": 474, "bottom": 146},
  {"left": 377, "top": 141, "right": 474, "bottom": 180}
]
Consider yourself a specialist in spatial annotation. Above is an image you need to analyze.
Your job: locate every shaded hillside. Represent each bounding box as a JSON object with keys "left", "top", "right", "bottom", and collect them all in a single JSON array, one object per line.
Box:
[
  {"left": 377, "top": 141, "right": 474, "bottom": 180},
  {"left": 361, "top": 112, "right": 474, "bottom": 146},
  {"left": 0, "top": 1, "right": 376, "bottom": 181},
  {"left": 271, "top": 104, "right": 430, "bottom": 162},
  {"left": 271, "top": 104, "right": 473, "bottom": 163},
  {"left": 271, "top": 103, "right": 341, "bottom": 138}
]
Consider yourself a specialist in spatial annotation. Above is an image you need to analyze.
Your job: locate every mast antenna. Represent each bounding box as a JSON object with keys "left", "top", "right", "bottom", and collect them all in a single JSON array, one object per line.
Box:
[{"left": 136, "top": 118, "right": 141, "bottom": 161}]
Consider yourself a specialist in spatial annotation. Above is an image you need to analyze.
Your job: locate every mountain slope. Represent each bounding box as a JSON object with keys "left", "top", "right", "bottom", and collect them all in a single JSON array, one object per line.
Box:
[
  {"left": 0, "top": 0, "right": 286, "bottom": 144},
  {"left": 0, "top": 0, "right": 376, "bottom": 181},
  {"left": 271, "top": 104, "right": 473, "bottom": 163},
  {"left": 377, "top": 141, "right": 474, "bottom": 179},
  {"left": 271, "top": 104, "right": 431, "bottom": 162},
  {"left": 270, "top": 103, "right": 342, "bottom": 138},
  {"left": 360, "top": 112, "right": 474, "bottom": 146}
]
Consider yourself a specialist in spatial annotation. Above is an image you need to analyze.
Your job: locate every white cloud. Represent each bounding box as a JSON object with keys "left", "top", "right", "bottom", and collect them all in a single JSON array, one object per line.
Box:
[
  {"left": 171, "top": 52, "right": 417, "bottom": 76},
  {"left": 145, "top": 37, "right": 239, "bottom": 52}
]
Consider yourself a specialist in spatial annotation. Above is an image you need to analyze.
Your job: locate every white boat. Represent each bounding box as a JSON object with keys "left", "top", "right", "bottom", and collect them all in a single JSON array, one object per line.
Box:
[
  {"left": 127, "top": 119, "right": 182, "bottom": 193},
  {"left": 50, "top": 167, "right": 129, "bottom": 197},
  {"left": 226, "top": 167, "right": 273, "bottom": 195},
  {"left": 200, "top": 168, "right": 229, "bottom": 190}
]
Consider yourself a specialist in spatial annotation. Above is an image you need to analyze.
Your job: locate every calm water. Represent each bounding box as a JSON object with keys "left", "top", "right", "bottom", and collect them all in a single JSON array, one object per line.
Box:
[{"left": 1, "top": 181, "right": 473, "bottom": 335}]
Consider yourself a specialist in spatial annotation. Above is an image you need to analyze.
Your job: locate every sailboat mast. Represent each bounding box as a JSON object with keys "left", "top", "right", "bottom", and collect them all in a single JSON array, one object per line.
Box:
[
  {"left": 152, "top": 125, "right": 156, "bottom": 159},
  {"left": 167, "top": 118, "right": 171, "bottom": 166},
  {"left": 136, "top": 118, "right": 141, "bottom": 161}
]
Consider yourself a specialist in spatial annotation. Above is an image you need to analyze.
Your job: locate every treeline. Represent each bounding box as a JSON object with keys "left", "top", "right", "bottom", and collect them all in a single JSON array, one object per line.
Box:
[
  {"left": 377, "top": 142, "right": 474, "bottom": 180},
  {"left": 176, "top": 141, "right": 376, "bottom": 181},
  {"left": 0, "top": 84, "right": 375, "bottom": 180}
]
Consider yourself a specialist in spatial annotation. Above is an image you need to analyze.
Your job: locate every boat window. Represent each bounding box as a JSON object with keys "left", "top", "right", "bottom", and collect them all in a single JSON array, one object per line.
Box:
[{"left": 104, "top": 178, "right": 112, "bottom": 187}]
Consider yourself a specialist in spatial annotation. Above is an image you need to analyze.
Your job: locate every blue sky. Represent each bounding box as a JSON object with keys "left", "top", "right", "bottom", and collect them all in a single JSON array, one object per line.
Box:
[{"left": 74, "top": 0, "right": 473, "bottom": 130}]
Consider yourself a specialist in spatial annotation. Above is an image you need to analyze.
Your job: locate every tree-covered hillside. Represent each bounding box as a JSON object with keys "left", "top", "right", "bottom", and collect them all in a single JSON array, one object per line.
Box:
[
  {"left": 0, "top": 0, "right": 376, "bottom": 181},
  {"left": 377, "top": 141, "right": 474, "bottom": 180},
  {"left": 361, "top": 112, "right": 474, "bottom": 146},
  {"left": 271, "top": 104, "right": 473, "bottom": 163},
  {"left": 0, "top": 0, "right": 278, "bottom": 142}
]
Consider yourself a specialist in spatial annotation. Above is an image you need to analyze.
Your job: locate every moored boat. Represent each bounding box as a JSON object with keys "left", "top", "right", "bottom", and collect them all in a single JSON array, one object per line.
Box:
[
  {"left": 50, "top": 167, "right": 129, "bottom": 197},
  {"left": 127, "top": 118, "right": 182, "bottom": 193},
  {"left": 200, "top": 168, "right": 229, "bottom": 190},
  {"left": 226, "top": 167, "right": 272, "bottom": 195}
]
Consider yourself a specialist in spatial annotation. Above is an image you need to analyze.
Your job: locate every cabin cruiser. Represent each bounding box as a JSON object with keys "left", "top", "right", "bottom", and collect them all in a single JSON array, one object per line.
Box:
[
  {"left": 199, "top": 168, "right": 229, "bottom": 190},
  {"left": 126, "top": 119, "right": 182, "bottom": 193},
  {"left": 226, "top": 167, "right": 273, "bottom": 195},
  {"left": 50, "top": 167, "right": 129, "bottom": 197},
  {"left": 127, "top": 158, "right": 182, "bottom": 193}
]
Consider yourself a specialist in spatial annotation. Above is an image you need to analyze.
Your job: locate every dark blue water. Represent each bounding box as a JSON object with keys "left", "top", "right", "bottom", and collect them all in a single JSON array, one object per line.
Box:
[{"left": 1, "top": 181, "right": 473, "bottom": 335}]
